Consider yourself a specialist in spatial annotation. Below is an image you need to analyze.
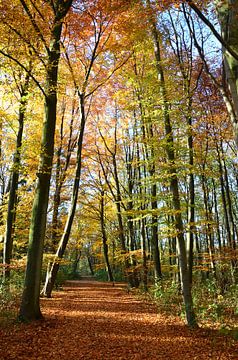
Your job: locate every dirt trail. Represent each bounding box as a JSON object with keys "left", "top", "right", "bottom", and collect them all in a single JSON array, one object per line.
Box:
[{"left": 0, "top": 279, "right": 237, "bottom": 359}]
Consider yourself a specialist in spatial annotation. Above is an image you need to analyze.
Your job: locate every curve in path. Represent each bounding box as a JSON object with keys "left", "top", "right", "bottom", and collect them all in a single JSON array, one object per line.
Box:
[{"left": 0, "top": 279, "right": 237, "bottom": 359}]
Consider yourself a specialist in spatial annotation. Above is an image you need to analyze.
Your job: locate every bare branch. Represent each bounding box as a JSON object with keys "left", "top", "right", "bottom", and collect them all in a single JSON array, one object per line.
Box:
[
  {"left": 0, "top": 49, "right": 46, "bottom": 97},
  {"left": 186, "top": 0, "right": 238, "bottom": 62}
]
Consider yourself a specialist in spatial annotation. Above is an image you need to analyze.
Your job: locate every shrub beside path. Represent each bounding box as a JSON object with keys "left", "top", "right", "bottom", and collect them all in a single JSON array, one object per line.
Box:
[{"left": 0, "top": 278, "right": 237, "bottom": 359}]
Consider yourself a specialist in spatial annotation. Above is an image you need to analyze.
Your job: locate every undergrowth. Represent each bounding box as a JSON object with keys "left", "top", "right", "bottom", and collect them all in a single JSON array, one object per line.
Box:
[
  {"left": 0, "top": 265, "right": 76, "bottom": 325},
  {"left": 148, "top": 278, "right": 238, "bottom": 337},
  {"left": 0, "top": 271, "right": 24, "bottom": 325}
]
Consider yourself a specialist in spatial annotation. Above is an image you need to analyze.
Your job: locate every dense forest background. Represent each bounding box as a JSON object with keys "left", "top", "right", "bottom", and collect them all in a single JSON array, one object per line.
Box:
[{"left": 0, "top": 0, "right": 238, "bottom": 329}]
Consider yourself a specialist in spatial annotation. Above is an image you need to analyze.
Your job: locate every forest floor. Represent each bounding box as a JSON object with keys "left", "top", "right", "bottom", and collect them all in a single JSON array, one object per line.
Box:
[{"left": 0, "top": 278, "right": 238, "bottom": 360}]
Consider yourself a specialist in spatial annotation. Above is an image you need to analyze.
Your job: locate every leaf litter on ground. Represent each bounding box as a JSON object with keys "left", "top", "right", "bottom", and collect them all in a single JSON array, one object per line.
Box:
[{"left": 0, "top": 279, "right": 237, "bottom": 359}]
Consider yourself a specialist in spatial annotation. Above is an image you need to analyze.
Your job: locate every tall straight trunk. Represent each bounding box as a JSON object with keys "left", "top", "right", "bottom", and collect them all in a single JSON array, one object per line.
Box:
[
  {"left": 151, "top": 182, "right": 162, "bottom": 282},
  {"left": 167, "top": 10, "right": 197, "bottom": 286},
  {"left": 221, "top": 144, "right": 237, "bottom": 250},
  {"left": 87, "top": 256, "right": 94, "bottom": 276},
  {"left": 215, "top": 0, "right": 238, "bottom": 144},
  {"left": 126, "top": 152, "right": 139, "bottom": 287},
  {"left": 51, "top": 98, "right": 76, "bottom": 249},
  {"left": 50, "top": 112, "right": 65, "bottom": 250},
  {"left": 3, "top": 73, "right": 30, "bottom": 280},
  {"left": 124, "top": 139, "right": 139, "bottom": 286},
  {"left": 140, "top": 217, "right": 148, "bottom": 291},
  {"left": 133, "top": 62, "right": 162, "bottom": 283},
  {"left": 99, "top": 125, "right": 132, "bottom": 284},
  {"left": 71, "top": 250, "right": 81, "bottom": 278},
  {"left": 18, "top": 0, "right": 72, "bottom": 321},
  {"left": 41, "top": 94, "right": 86, "bottom": 298},
  {"left": 186, "top": 98, "right": 195, "bottom": 286},
  {"left": 148, "top": 125, "right": 162, "bottom": 282},
  {"left": 212, "top": 178, "right": 222, "bottom": 251},
  {"left": 147, "top": 0, "right": 197, "bottom": 327},
  {"left": 100, "top": 190, "right": 114, "bottom": 282},
  {"left": 201, "top": 174, "right": 216, "bottom": 276},
  {"left": 216, "top": 144, "right": 232, "bottom": 248},
  {"left": 136, "top": 139, "right": 148, "bottom": 290},
  {"left": 112, "top": 153, "right": 133, "bottom": 284},
  {"left": 112, "top": 151, "right": 128, "bottom": 254}
]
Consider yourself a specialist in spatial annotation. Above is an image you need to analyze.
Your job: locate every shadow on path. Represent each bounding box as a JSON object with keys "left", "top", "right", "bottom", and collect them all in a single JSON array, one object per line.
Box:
[{"left": 0, "top": 279, "right": 237, "bottom": 360}]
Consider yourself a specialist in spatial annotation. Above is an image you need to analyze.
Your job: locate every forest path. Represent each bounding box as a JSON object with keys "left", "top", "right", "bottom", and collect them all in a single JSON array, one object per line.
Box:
[{"left": 0, "top": 279, "right": 237, "bottom": 360}]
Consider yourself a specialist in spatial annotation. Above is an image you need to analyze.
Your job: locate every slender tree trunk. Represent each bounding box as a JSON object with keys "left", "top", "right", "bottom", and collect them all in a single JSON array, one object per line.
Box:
[
  {"left": 100, "top": 190, "right": 114, "bottom": 282},
  {"left": 135, "top": 137, "right": 148, "bottom": 291},
  {"left": 151, "top": 182, "right": 162, "bottom": 282},
  {"left": 125, "top": 142, "right": 139, "bottom": 287},
  {"left": 186, "top": 98, "right": 195, "bottom": 286},
  {"left": 87, "top": 256, "right": 94, "bottom": 276},
  {"left": 51, "top": 131, "right": 64, "bottom": 250},
  {"left": 133, "top": 61, "right": 162, "bottom": 283},
  {"left": 71, "top": 250, "right": 81, "bottom": 278},
  {"left": 221, "top": 145, "right": 237, "bottom": 251},
  {"left": 216, "top": 144, "right": 232, "bottom": 248},
  {"left": 148, "top": 125, "right": 162, "bottom": 282},
  {"left": 140, "top": 217, "right": 148, "bottom": 291},
  {"left": 216, "top": 0, "right": 238, "bottom": 144},
  {"left": 147, "top": 0, "right": 197, "bottom": 327},
  {"left": 41, "top": 94, "right": 86, "bottom": 298},
  {"left": 18, "top": 1, "right": 72, "bottom": 321},
  {"left": 212, "top": 178, "right": 222, "bottom": 251},
  {"left": 201, "top": 173, "right": 216, "bottom": 276},
  {"left": 51, "top": 99, "right": 76, "bottom": 249},
  {"left": 3, "top": 73, "right": 29, "bottom": 280},
  {"left": 99, "top": 124, "right": 132, "bottom": 284}
]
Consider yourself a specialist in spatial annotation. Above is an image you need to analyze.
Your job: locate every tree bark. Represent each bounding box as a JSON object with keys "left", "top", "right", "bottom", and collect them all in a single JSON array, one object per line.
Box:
[
  {"left": 186, "top": 100, "right": 195, "bottom": 286},
  {"left": 18, "top": 0, "right": 72, "bottom": 321},
  {"left": 3, "top": 73, "right": 30, "bottom": 280},
  {"left": 41, "top": 94, "right": 86, "bottom": 298},
  {"left": 100, "top": 190, "right": 114, "bottom": 282},
  {"left": 146, "top": 0, "right": 197, "bottom": 327}
]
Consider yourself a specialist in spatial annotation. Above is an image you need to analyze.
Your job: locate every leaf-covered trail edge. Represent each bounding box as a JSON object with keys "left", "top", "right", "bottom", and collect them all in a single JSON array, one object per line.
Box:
[{"left": 0, "top": 279, "right": 237, "bottom": 360}]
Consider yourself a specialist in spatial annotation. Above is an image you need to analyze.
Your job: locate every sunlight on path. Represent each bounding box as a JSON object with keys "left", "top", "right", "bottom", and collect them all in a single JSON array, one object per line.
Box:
[{"left": 0, "top": 279, "right": 237, "bottom": 359}]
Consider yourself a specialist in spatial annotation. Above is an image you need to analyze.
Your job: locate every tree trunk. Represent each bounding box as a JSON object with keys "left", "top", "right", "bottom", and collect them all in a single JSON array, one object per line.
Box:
[
  {"left": 18, "top": 1, "right": 72, "bottom": 322},
  {"left": 147, "top": 125, "right": 162, "bottom": 282},
  {"left": 125, "top": 141, "right": 139, "bottom": 287},
  {"left": 3, "top": 73, "right": 29, "bottom": 280},
  {"left": 221, "top": 144, "right": 237, "bottom": 250},
  {"left": 185, "top": 97, "right": 195, "bottom": 286},
  {"left": 87, "top": 256, "right": 94, "bottom": 276},
  {"left": 51, "top": 99, "right": 76, "bottom": 250},
  {"left": 100, "top": 190, "right": 114, "bottom": 282},
  {"left": 41, "top": 94, "right": 86, "bottom": 298},
  {"left": 146, "top": 0, "right": 197, "bottom": 327},
  {"left": 216, "top": 144, "right": 233, "bottom": 248},
  {"left": 71, "top": 250, "right": 81, "bottom": 278},
  {"left": 99, "top": 124, "right": 132, "bottom": 284},
  {"left": 215, "top": 0, "right": 238, "bottom": 144}
]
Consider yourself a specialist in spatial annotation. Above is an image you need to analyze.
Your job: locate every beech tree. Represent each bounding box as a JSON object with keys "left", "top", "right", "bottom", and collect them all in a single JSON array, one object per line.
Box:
[
  {"left": 18, "top": 0, "right": 73, "bottom": 321},
  {"left": 3, "top": 70, "right": 30, "bottom": 280},
  {"left": 41, "top": 0, "right": 131, "bottom": 297}
]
